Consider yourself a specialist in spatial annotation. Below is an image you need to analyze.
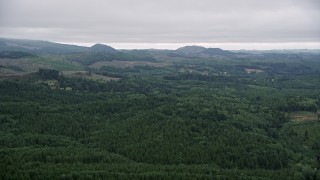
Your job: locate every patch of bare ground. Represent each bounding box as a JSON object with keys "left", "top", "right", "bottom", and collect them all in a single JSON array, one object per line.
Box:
[
  {"left": 290, "top": 111, "right": 317, "bottom": 122},
  {"left": 0, "top": 58, "right": 50, "bottom": 72},
  {"left": 0, "top": 71, "right": 34, "bottom": 80},
  {"left": 245, "top": 68, "right": 264, "bottom": 74},
  {"left": 90, "top": 60, "right": 169, "bottom": 69},
  {"left": 61, "top": 71, "right": 120, "bottom": 82}
]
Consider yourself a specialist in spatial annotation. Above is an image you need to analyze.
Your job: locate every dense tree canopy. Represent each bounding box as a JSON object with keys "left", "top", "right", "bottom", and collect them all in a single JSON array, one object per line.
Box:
[{"left": 1, "top": 48, "right": 320, "bottom": 179}]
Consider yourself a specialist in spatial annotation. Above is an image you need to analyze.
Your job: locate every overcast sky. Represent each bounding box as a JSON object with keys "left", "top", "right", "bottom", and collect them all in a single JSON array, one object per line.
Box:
[{"left": 0, "top": 0, "right": 319, "bottom": 49}]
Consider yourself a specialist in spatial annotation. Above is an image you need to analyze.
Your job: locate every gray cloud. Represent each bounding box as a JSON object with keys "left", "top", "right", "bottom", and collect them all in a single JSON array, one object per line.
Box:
[{"left": 0, "top": 0, "right": 319, "bottom": 44}]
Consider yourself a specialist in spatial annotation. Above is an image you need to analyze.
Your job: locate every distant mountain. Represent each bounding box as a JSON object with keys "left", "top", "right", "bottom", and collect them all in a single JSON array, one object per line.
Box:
[
  {"left": 0, "top": 38, "right": 121, "bottom": 55},
  {"left": 176, "top": 45, "right": 235, "bottom": 57},
  {"left": 90, "top": 43, "right": 117, "bottom": 53},
  {"left": 176, "top": 46, "right": 207, "bottom": 54},
  {"left": 0, "top": 38, "right": 90, "bottom": 54},
  {"left": 203, "top": 48, "right": 235, "bottom": 56}
]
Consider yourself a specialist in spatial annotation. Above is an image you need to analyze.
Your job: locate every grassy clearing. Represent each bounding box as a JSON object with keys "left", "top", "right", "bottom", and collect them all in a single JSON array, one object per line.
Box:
[
  {"left": 0, "top": 67, "right": 20, "bottom": 75},
  {"left": 245, "top": 68, "right": 264, "bottom": 74},
  {"left": 0, "top": 58, "right": 51, "bottom": 72},
  {"left": 1, "top": 55, "right": 83, "bottom": 72},
  {"left": 290, "top": 111, "right": 317, "bottom": 122}
]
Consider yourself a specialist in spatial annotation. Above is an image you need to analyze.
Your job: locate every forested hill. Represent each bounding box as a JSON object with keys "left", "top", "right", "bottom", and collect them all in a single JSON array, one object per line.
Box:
[
  {"left": 0, "top": 38, "right": 89, "bottom": 54},
  {"left": 176, "top": 46, "right": 235, "bottom": 56},
  {"left": 1, "top": 38, "right": 320, "bottom": 179}
]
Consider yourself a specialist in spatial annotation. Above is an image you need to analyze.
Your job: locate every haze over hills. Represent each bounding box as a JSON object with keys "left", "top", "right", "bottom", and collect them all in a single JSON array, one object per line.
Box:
[
  {"left": 1, "top": 0, "right": 320, "bottom": 178},
  {"left": 1, "top": 38, "right": 320, "bottom": 76},
  {"left": 1, "top": 37, "right": 320, "bottom": 179},
  {"left": 0, "top": 38, "right": 237, "bottom": 55},
  {"left": 1, "top": 38, "right": 320, "bottom": 55}
]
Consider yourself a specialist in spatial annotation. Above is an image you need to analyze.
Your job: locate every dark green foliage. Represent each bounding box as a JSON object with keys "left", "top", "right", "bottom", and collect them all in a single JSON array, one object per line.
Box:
[
  {"left": 0, "top": 73, "right": 318, "bottom": 179},
  {"left": 38, "top": 68, "right": 59, "bottom": 80},
  {"left": 1, "top": 43, "right": 320, "bottom": 179}
]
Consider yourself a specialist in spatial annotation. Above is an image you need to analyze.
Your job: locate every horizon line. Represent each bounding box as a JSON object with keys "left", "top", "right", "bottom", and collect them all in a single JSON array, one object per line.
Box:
[
  {"left": 62, "top": 42, "right": 320, "bottom": 50},
  {"left": 1, "top": 37, "right": 320, "bottom": 50}
]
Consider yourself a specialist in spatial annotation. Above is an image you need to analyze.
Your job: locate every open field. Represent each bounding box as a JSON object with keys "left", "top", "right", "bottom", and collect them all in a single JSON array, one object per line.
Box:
[
  {"left": 0, "top": 72, "right": 31, "bottom": 80},
  {"left": 245, "top": 68, "right": 264, "bottom": 74},
  {"left": 290, "top": 111, "right": 318, "bottom": 122},
  {"left": 0, "top": 58, "right": 51, "bottom": 72},
  {"left": 30, "top": 57, "right": 83, "bottom": 71},
  {"left": 0, "top": 57, "right": 83, "bottom": 73}
]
